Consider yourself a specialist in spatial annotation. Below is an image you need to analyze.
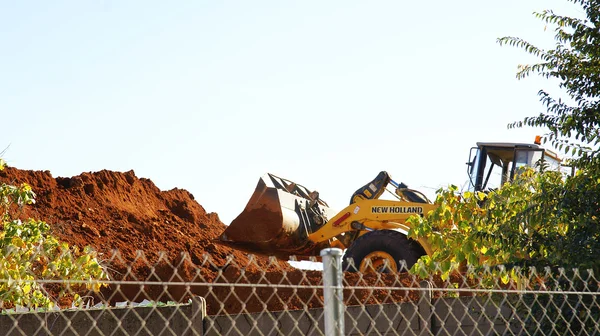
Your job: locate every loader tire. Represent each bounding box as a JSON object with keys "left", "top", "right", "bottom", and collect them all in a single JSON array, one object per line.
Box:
[{"left": 342, "top": 230, "right": 425, "bottom": 273}]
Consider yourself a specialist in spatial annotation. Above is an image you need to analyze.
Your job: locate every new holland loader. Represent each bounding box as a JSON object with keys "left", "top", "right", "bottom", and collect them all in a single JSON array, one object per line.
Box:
[{"left": 216, "top": 139, "right": 565, "bottom": 273}]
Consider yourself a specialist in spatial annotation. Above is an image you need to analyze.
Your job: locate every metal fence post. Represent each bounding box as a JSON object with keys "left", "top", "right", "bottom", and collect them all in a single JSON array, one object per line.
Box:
[
  {"left": 321, "top": 248, "right": 345, "bottom": 336},
  {"left": 418, "top": 280, "right": 433, "bottom": 336}
]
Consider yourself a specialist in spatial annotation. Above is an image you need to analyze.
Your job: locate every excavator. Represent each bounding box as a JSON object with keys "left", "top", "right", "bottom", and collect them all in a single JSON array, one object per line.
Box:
[{"left": 216, "top": 138, "right": 565, "bottom": 273}]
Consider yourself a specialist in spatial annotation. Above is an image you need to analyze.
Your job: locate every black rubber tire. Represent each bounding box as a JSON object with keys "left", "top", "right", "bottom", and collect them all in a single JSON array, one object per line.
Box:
[{"left": 342, "top": 230, "right": 426, "bottom": 273}]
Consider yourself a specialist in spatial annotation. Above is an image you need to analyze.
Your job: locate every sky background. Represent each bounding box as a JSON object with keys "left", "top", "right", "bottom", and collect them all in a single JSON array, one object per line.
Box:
[{"left": 1, "top": 1, "right": 583, "bottom": 226}]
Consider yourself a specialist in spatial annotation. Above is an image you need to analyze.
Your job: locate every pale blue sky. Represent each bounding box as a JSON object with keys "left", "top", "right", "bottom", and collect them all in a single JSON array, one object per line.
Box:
[{"left": 1, "top": 1, "right": 582, "bottom": 224}]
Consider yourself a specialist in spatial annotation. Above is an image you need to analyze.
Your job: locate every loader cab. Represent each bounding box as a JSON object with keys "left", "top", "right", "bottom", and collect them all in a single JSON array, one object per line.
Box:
[{"left": 466, "top": 141, "right": 562, "bottom": 192}]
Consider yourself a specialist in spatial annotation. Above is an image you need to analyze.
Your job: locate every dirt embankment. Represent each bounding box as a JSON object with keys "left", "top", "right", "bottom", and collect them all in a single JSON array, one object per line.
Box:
[
  {"left": 0, "top": 167, "right": 284, "bottom": 270},
  {"left": 0, "top": 166, "right": 433, "bottom": 315}
]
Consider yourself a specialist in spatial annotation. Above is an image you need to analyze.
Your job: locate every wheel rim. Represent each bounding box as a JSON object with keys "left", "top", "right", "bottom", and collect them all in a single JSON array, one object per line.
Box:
[{"left": 359, "top": 251, "right": 398, "bottom": 273}]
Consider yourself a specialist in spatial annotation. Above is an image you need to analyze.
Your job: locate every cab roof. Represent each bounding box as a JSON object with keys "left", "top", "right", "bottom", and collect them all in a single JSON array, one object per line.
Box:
[
  {"left": 476, "top": 142, "right": 541, "bottom": 149},
  {"left": 476, "top": 142, "right": 560, "bottom": 161}
]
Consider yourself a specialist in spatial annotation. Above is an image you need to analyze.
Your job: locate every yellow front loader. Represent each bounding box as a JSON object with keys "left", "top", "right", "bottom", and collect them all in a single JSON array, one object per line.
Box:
[{"left": 216, "top": 140, "right": 566, "bottom": 273}]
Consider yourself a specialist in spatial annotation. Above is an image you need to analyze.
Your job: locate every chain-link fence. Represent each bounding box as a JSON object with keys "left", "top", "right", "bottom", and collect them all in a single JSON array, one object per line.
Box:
[{"left": 1, "top": 248, "right": 599, "bottom": 335}]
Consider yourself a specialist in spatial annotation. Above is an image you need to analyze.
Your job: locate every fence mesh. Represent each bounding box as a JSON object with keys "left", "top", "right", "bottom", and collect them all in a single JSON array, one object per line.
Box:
[{"left": 1, "top": 249, "right": 599, "bottom": 335}]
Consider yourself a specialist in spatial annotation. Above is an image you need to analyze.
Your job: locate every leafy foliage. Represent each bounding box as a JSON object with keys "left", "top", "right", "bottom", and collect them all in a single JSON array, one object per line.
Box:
[
  {"left": 407, "top": 165, "right": 600, "bottom": 274},
  {"left": 0, "top": 162, "right": 108, "bottom": 308},
  {"left": 407, "top": 165, "right": 600, "bottom": 334},
  {"left": 498, "top": 0, "right": 600, "bottom": 167},
  {"left": 407, "top": 168, "right": 570, "bottom": 280}
]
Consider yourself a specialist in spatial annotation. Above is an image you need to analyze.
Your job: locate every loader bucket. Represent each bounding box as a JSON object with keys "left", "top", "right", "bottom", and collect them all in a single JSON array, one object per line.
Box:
[{"left": 216, "top": 173, "right": 336, "bottom": 258}]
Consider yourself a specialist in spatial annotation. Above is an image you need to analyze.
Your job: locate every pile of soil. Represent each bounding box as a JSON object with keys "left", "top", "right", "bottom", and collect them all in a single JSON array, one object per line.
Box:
[
  {"left": 0, "top": 166, "right": 443, "bottom": 315},
  {"left": 0, "top": 167, "right": 286, "bottom": 269}
]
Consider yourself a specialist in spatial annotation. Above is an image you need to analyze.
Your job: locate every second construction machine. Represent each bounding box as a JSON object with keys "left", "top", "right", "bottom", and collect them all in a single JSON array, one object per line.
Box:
[{"left": 216, "top": 139, "right": 565, "bottom": 273}]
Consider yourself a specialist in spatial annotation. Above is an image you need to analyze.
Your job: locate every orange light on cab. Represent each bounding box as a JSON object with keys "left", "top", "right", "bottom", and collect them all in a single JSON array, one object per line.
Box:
[{"left": 534, "top": 135, "right": 542, "bottom": 145}]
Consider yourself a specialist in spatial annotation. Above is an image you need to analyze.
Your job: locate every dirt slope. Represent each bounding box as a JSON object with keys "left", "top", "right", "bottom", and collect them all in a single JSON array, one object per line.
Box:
[{"left": 0, "top": 167, "right": 277, "bottom": 268}]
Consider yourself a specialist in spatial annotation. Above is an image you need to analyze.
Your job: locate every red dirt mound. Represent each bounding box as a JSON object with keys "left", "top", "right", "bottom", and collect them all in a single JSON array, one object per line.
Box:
[{"left": 0, "top": 167, "right": 291, "bottom": 274}]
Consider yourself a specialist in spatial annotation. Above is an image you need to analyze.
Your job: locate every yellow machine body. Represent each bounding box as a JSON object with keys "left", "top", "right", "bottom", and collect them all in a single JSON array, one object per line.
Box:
[
  {"left": 307, "top": 199, "right": 437, "bottom": 255},
  {"left": 216, "top": 172, "right": 436, "bottom": 260},
  {"left": 216, "top": 140, "right": 566, "bottom": 270}
]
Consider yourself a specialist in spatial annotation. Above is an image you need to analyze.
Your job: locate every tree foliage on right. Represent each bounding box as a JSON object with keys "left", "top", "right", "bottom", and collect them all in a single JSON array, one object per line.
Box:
[
  {"left": 499, "top": 0, "right": 600, "bottom": 168},
  {"left": 407, "top": 1, "right": 600, "bottom": 333},
  {"left": 496, "top": 0, "right": 600, "bottom": 271},
  {"left": 409, "top": 0, "right": 600, "bottom": 274}
]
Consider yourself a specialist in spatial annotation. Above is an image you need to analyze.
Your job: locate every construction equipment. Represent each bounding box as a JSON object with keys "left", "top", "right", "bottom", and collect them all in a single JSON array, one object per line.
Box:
[{"left": 216, "top": 139, "right": 565, "bottom": 273}]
